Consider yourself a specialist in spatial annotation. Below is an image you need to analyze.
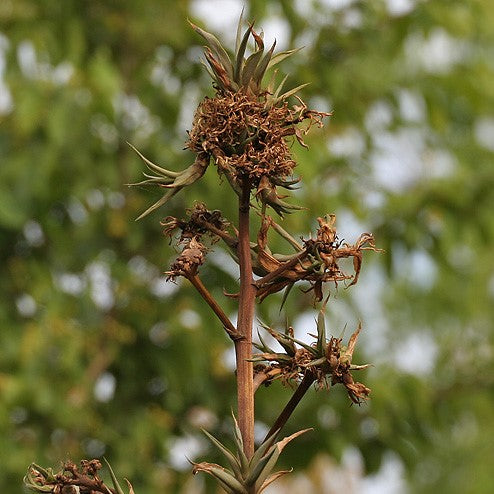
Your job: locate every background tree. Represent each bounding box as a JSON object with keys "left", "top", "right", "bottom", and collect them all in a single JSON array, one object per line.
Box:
[{"left": 1, "top": 1, "right": 493, "bottom": 493}]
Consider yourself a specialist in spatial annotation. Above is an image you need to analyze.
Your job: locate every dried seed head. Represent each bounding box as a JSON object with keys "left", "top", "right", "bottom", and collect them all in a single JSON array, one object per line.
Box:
[
  {"left": 166, "top": 237, "right": 207, "bottom": 280},
  {"left": 187, "top": 90, "right": 297, "bottom": 187}
]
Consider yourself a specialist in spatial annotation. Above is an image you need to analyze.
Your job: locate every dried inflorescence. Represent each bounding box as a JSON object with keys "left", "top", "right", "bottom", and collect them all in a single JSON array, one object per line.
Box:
[
  {"left": 24, "top": 459, "right": 133, "bottom": 494},
  {"left": 254, "top": 214, "right": 381, "bottom": 302},
  {"left": 129, "top": 18, "right": 330, "bottom": 220},
  {"left": 163, "top": 203, "right": 234, "bottom": 280},
  {"left": 253, "top": 312, "right": 371, "bottom": 405},
  {"left": 187, "top": 90, "right": 326, "bottom": 191}
]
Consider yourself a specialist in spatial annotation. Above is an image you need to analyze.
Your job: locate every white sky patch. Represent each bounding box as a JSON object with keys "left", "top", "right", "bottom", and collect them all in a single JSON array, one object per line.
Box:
[
  {"left": 16, "top": 39, "right": 73, "bottom": 85},
  {"left": 107, "top": 191, "right": 125, "bottom": 209},
  {"left": 342, "top": 8, "right": 363, "bottom": 30},
  {"left": 474, "top": 117, "right": 494, "bottom": 152},
  {"left": 16, "top": 293, "right": 37, "bottom": 317},
  {"left": 128, "top": 255, "right": 160, "bottom": 283},
  {"left": 167, "top": 434, "right": 206, "bottom": 471},
  {"left": 397, "top": 88, "right": 426, "bottom": 123},
  {"left": 23, "top": 220, "right": 45, "bottom": 247},
  {"left": 259, "top": 8, "right": 291, "bottom": 52},
  {"left": 370, "top": 127, "right": 425, "bottom": 192},
  {"left": 190, "top": 0, "right": 244, "bottom": 45},
  {"left": 319, "top": 0, "right": 358, "bottom": 10},
  {"left": 179, "top": 309, "right": 201, "bottom": 329},
  {"left": 385, "top": 0, "right": 415, "bottom": 17},
  {"left": 93, "top": 372, "right": 116, "bottom": 402},
  {"left": 334, "top": 208, "right": 367, "bottom": 241},
  {"left": 176, "top": 82, "right": 202, "bottom": 135},
  {"left": 53, "top": 271, "right": 87, "bottom": 296},
  {"left": 423, "top": 147, "right": 456, "bottom": 179},
  {"left": 86, "top": 261, "right": 114, "bottom": 311},
  {"left": 365, "top": 100, "right": 394, "bottom": 132},
  {"left": 393, "top": 331, "right": 438, "bottom": 375},
  {"left": 151, "top": 45, "right": 181, "bottom": 96},
  {"left": 113, "top": 92, "right": 160, "bottom": 141},
  {"left": 350, "top": 263, "right": 390, "bottom": 358},
  {"left": 407, "top": 249, "right": 437, "bottom": 290},
  {"left": 361, "top": 451, "right": 408, "bottom": 494},
  {"left": 149, "top": 322, "right": 170, "bottom": 348},
  {"left": 149, "top": 276, "right": 180, "bottom": 298},
  {"left": 0, "top": 34, "right": 13, "bottom": 114},
  {"left": 328, "top": 126, "right": 366, "bottom": 158},
  {"left": 405, "top": 28, "right": 470, "bottom": 74},
  {"left": 222, "top": 345, "right": 237, "bottom": 371},
  {"left": 85, "top": 189, "right": 105, "bottom": 211},
  {"left": 208, "top": 249, "right": 239, "bottom": 279},
  {"left": 67, "top": 197, "right": 88, "bottom": 224}
]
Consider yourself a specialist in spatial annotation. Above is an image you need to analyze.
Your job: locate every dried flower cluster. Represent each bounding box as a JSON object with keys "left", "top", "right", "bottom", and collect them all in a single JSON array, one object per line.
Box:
[
  {"left": 129, "top": 17, "right": 329, "bottom": 220},
  {"left": 254, "top": 214, "right": 380, "bottom": 302},
  {"left": 253, "top": 312, "right": 371, "bottom": 405},
  {"left": 24, "top": 460, "right": 134, "bottom": 494}
]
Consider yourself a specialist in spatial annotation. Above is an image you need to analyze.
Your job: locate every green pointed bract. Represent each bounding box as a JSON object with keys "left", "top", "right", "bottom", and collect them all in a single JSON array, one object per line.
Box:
[
  {"left": 193, "top": 462, "right": 248, "bottom": 494},
  {"left": 188, "top": 20, "right": 233, "bottom": 79},
  {"left": 253, "top": 41, "right": 276, "bottom": 90},
  {"left": 127, "top": 142, "right": 180, "bottom": 178},
  {"left": 104, "top": 458, "right": 126, "bottom": 494},
  {"left": 241, "top": 48, "right": 265, "bottom": 87},
  {"left": 194, "top": 417, "right": 308, "bottom": 493},
  {"left": 231, "top": 412, "right": 249, "bottom": 474},
  {"left": 255, "top": 330, "right": 276, "bottom": 354},
  {"left": 235, "top": 24, "right": 253, "bottom": 83},
  {"left": 316, "top": 309, "right": 327, "bottom": 356},
  {"left": 266, "top": 47, "right": 303, "bottom": 70},
  {"left": 253, "top": 429, "right": 312, "bottom": 492},
  {"left": 259, "top": 322, "right": 296, "bottom": 356},
  {"left": 202, "top": 429, "right": 244, "bottom": 479},
  {"left": 129, "top": 144, "right": 209, "bottom": 220}
]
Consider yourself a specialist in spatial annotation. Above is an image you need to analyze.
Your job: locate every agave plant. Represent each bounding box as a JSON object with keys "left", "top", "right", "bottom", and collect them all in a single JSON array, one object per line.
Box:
[
  {"left": 129, "top": 12, "right": 330, "bottom": 219},
  {"left": 192, "top": 414, "right": 310, "bottom": 494}
]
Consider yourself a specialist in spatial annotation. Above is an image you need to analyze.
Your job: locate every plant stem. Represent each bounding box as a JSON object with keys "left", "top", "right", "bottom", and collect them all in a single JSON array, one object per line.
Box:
[
  {"left": 265, "top": 372, "right": 315, "bottom": 440},
  {"left": 187, "top": 274, "right": 243, "bottom": 341},
  {"left": 235, "top": 178, "right": 256, "bottom": 459}
]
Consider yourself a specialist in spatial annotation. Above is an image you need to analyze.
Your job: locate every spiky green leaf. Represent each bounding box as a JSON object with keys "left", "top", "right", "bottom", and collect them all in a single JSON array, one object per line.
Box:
[
  {"left": 202, "top": 429, "right": 243, "bottom": 479},
  {"left": 266, "top": 47, "right": 303, "bottom": 70},
  {"left": 189, "top": 21, "right": 233, "bottom": 78},
  {"left": 231, "top": 413, "right": 249, "bottom": 474},
  {"left": 241, "top": 49, "right": 264, "bottom": 86},
  {"left": 253, "top": 429, "right": 311, "bottom": 491},
  {"left": 192, "top": 462, "right": 248, "bottom": 494},
  {"left": 234, "top": 24, "right": 252, "bottom": 83},
  {"left": 104, "top": 458, "right": 126, "bottom": 494},
  {"left": 316, "top": 309, "right": 327, "bottom": 355},
  {"left": 127, "top": 143, "right": 180, "bottom": 178}
]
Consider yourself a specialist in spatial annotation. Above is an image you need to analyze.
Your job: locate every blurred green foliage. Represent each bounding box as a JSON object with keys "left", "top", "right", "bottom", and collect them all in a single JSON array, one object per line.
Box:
[{"left": 1, "top": 0, "right": 493, "bottom": 493}]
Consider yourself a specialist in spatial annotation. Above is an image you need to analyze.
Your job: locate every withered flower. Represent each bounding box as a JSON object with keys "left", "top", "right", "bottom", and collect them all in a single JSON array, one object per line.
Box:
[
  {"left": 252, "top": 309, "right": 371, "bottom": 405},
  {"left": 253, "top": 214, "right": 381, "bottom": 302},
  {"left": 129, "top": 16, "right": 330, "bottom": 219},
  {"left": 163, "top": 204, "right": 236, "bottom": 280},
  {"left": 24, "top": 459, "right": 134, "bottom": 494},
  {"left": 166, "top": 236, "right": 207, "bottom": 281}
]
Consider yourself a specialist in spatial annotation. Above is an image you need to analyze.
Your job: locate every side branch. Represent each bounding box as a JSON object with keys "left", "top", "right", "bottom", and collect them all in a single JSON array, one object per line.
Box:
[
  {"left": 265, "top": 372, "right": 315, "bottom": 440},
  {"left": 187, "top": 274, "right": 243, "bottom": 341}
]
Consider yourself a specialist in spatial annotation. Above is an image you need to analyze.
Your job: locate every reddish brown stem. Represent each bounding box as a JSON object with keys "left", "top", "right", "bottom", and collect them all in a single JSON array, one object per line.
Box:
[
  {"left": 235, "top": 179, "right": 256, "bottom": 459},
  {"left": 187, "top": 274, "right": 243, "bottom": 341},
  {"left": 265, "top": 372, "right": 315, "bottom": 441}
]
